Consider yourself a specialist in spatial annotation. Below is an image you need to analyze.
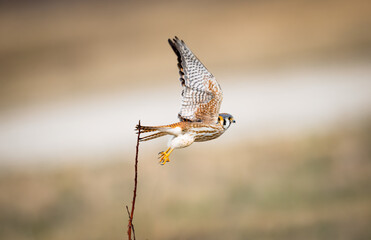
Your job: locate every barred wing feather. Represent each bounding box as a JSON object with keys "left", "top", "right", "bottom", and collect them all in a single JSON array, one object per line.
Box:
[{"left": 168, "top": 37, "right": 223, "bottom": 124}]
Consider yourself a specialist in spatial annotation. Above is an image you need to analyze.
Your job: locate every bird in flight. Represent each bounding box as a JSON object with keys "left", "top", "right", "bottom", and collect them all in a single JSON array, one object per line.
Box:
[{"left": 137, "top": 37, "right": 235, "bottom": 165}]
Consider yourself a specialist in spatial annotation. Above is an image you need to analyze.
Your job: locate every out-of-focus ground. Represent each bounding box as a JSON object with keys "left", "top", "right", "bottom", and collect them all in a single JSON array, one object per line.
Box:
[
  {"left": 0, "top": 0, "right": 371, "bottom": 239},
  {"left": 1, "top": 124, "right": 371, "bottom": 240}
]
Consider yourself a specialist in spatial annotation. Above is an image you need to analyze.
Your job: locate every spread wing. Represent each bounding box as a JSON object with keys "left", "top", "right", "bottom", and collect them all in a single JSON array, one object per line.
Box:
[{"left": 168, "top": 36, "right": 223, "bottom": 124}]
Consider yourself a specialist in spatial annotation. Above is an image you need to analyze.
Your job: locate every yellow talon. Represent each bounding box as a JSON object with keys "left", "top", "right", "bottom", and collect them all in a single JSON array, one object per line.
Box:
[{"left": 158, "top": 148, "right": 174, "bottom": 165}]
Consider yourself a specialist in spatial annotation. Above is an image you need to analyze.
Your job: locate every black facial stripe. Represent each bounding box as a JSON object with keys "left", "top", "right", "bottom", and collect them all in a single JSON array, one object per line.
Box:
[{"left": 223, "top": 118, "right": 226, "bottom": 126}]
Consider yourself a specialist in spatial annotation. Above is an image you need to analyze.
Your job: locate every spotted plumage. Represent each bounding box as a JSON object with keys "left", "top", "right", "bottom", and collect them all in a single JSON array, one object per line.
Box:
[{"left": 137, "top": 37, "right": 235, "bottom": 165}]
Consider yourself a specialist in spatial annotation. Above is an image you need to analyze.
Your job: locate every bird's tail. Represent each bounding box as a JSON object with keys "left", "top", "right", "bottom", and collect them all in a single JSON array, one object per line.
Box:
[
  {"left": 135, "top": 124, "right": 169, "bottom": 142},
  {"left": 139, "top": 132, "right": 168, "bottom": 142},
  {"left": 136, "top": 125, "right": 160, "bottom": 133}
]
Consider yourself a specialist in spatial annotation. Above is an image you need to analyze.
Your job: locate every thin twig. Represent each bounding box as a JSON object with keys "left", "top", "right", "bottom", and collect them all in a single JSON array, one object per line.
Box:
[
  {"left": 126, "top": 206, "right": 136, "bottom": 240},
  {"left": 127, "top": 120, "right": 141, "bottom": 240}
]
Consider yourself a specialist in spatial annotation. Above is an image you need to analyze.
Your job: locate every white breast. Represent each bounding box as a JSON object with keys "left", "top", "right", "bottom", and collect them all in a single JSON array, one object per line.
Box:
[{"left": 168, "top": 133, "right": 195, "bottom": 149}]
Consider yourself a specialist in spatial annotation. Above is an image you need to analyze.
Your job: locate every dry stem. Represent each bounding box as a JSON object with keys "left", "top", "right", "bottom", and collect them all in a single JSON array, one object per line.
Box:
[{"left": 127, "top": 120, "right": 141, "bottom": 240}]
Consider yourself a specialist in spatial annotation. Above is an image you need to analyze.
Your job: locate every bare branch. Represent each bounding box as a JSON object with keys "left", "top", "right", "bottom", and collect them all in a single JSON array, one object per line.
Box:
[
  {"left": 126, "top": 206, "right": 136, "bottom": 240},
  {"left": 127, "top": 120, "right": 141, "bottom": 240}
]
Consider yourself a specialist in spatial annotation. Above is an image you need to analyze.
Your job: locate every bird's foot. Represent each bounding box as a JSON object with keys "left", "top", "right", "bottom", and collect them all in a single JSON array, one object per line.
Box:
[
  {"left": 158, "top": 148, "right": 174, "bottom": 165},
  {"left": 158, "top": 151, "right": 170, "bottom": 165}
]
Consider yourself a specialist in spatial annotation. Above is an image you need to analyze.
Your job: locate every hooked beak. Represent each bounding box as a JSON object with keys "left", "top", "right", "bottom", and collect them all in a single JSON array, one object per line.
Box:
[{"left": 231, "top": 118, "right": 236, "bottom": 123}]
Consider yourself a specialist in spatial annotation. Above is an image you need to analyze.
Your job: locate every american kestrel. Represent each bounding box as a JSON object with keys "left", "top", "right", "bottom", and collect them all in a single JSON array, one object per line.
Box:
[{"left": 136, "top": 37, "right": 235, "bottom": 165}]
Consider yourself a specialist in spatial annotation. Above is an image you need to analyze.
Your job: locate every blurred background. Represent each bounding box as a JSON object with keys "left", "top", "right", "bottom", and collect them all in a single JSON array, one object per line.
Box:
[{"left": 1, "top": 0, "right": 371, "bottom": 239}]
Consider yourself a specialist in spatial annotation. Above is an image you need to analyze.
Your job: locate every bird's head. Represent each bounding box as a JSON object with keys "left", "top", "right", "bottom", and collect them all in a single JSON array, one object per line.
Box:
[{"left": 218, "top": 113, "right": 236, "bottom": 130}]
